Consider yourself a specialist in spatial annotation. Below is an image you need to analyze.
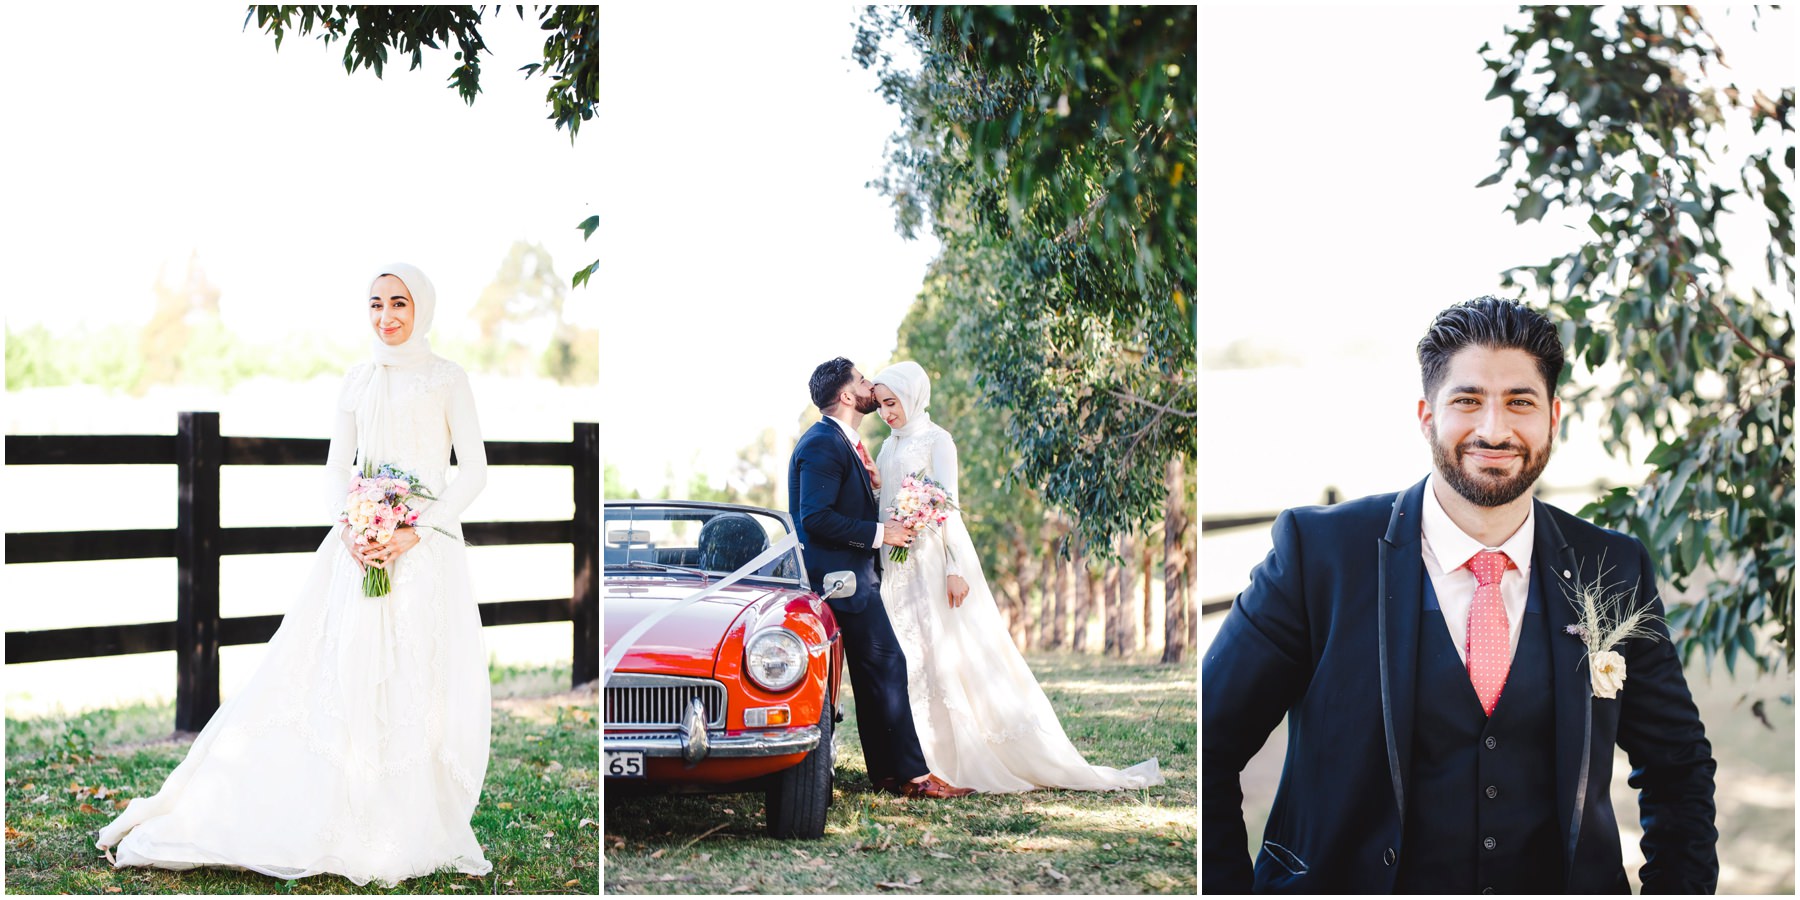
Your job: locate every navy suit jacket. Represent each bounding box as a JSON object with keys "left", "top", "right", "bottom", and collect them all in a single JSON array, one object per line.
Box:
[
  {"left": 788, "top": 419, "right": 882, "bottom": 615},
  {"left": 1202, "top": 478, "right": 1717, "bottom": 893}
]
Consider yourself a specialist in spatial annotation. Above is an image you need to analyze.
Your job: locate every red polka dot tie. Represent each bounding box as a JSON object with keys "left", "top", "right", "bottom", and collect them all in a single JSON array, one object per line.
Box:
[
  {"left": 1466, "top": 550, "right": 1514, "bottom": 716},
  {"left": 854, "top": 440, "right": 881, "bottom": 491}
]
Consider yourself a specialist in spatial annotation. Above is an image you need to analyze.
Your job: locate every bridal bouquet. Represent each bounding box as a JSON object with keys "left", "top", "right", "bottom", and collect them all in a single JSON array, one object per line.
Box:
[
  {"left": 339, "top": 462, "right": 446, "bottom": 598},
  {"left": 886, "top": 472, "right": 954, "bottom": 564}
]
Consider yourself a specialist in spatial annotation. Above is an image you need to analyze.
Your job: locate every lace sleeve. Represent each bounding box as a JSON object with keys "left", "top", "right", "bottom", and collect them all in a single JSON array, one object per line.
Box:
[
  {"left": 415, "top": 365, "right": 487, "bottom": 538},
  {"left": 931, "top": 432, "right": 968, "bottom": 579}
]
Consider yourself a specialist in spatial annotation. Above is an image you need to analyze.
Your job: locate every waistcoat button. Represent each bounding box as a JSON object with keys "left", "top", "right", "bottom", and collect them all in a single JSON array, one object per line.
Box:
[
  {"left": 1484, "top": 736, "right": 1498, "bottom": 750},
  {"left": 1483, "top": 836, "right": 1498, "bottom": 851},
  {"left": 1383, "top": 847, "right": 1395, "bottom": 866},
  {"left": 1485, "top": 785, "right": 1499, "bottom": 799}
]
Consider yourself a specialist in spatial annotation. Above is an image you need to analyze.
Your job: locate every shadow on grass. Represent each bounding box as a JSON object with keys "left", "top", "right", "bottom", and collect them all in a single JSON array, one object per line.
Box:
[
  {"left": 3, "top": 666, "right": 599, "bottom": 895},
  {"left": 602, "top": 652, "right": 1196, "bottom": 895}
]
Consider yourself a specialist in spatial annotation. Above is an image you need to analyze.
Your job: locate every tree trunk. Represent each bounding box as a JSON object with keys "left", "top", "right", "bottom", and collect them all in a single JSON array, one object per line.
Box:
[
  {"left": 1073, "top": 550, "right": 1094, "bottom": 653},
  {"left": 1051, "top": 540, "right": 1069, "bottom": 650},
  {"left": 1037, "top": 537, "right": 1059, "bottom": 649},
  {"left": 1124, "top": 533, "right": 1142, "bottom": 653},
  {"left": 1008, "top": 535, "right": 1032, "bottom": 650},
  {"left": 1141, "top": 530, "right": 1156, "bottom": 655},
  {"left": 1162, "top": 455, "right": 1194, "bottom": 665},
  {"left": 1103, "top": 544, "right": 1123, "bottom": 657}
]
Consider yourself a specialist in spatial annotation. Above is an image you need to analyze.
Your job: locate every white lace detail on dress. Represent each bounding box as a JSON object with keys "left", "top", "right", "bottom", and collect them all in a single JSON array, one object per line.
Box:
[
  {"left": 875, "top": 422, "right": 1163, "bottom": 794},
  {"left": 97, "top": 354, "right": 492, "bottom": 886}
]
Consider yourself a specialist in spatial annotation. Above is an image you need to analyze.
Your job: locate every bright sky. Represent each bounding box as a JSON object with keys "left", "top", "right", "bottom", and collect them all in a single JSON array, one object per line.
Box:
[
  {"left": 597, "top": 5, "right": 940, "bottom": 494},
  {"left": 0, "top": 9, "right": 596, "bottom": 701},
  {"left": 1198, "top": 5, "right": 1796, "bottom": 514},
  {"left": 0, "top": 6, "right": 595, "bottom": 345}
]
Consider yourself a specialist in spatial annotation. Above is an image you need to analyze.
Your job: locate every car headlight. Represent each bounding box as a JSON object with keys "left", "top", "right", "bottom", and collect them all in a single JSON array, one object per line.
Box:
[{"left": 744, "top": 628, "right": 808, "bottom": 692}]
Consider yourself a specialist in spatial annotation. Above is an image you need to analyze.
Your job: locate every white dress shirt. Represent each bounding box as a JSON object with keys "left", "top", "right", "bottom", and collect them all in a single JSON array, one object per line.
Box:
[
  {"left": 1420, "top": 472, "right": 1535, "bottom": 665},
  {"left": 824, "top": 412, "right": 883, "bottom": 548}
]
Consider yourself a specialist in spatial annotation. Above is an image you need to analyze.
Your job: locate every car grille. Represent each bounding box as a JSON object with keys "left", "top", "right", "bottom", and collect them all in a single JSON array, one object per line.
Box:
[{"left": 604, "top": 673, "right": 727, "bottom": 729}]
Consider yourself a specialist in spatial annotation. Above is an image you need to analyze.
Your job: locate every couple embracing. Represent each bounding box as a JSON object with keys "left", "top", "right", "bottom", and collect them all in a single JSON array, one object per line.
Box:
[{"left": 786, "top": 358, "right": 1164, "bottom": 798}]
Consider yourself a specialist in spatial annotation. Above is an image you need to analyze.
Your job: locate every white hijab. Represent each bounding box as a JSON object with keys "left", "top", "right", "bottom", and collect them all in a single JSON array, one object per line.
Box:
[
  {"left": 872, "top": 361, "right": 934, "bottom": 440},
  {"left": 338, "top": 263, "right": 437, "bottom": 468}
]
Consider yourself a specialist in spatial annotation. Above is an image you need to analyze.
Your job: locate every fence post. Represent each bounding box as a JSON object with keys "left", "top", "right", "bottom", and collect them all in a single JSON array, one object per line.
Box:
[
  {"left": 175, "top": 412, "right": 223, "bottom": 731},
  {"left": 571, "top": 421, "right": 599, "bottom": 686}
]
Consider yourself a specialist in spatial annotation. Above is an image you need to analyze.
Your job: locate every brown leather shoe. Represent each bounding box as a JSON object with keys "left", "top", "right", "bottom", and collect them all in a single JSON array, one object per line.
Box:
[{"left": 899, "top": 773, "right": 974, "bottom": 799}]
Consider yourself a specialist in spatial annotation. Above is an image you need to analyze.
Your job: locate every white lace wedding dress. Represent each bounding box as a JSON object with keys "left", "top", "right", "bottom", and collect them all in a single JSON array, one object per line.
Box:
[
  {"left": 876, "top": 423, "right": 1163, "bottom": 793},
  {"left": 97, "top": 356, "right": 493, "bottom": 887}
]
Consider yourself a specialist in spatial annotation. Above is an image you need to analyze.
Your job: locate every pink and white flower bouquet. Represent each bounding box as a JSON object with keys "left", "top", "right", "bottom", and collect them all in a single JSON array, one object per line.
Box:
[
  {"left": 338, "top": 462, "right": 452, "bottom": 597},
  {"left": 886, "top": 472, "right": 955, "bottom": 564}
]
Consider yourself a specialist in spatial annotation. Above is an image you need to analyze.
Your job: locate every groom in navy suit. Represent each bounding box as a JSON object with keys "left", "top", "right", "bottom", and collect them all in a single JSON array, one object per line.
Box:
[
  {"left": 1203, "top": 298, "right": 1717, "bottom": 893},
  {"left": 787, "top": 357, "right": 972, "bottom": 800}
]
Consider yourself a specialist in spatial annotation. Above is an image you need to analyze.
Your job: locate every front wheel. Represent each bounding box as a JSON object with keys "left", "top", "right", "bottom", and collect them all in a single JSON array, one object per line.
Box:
[{"left": 764, "top": 704, "right": 833, "bottom": 839}]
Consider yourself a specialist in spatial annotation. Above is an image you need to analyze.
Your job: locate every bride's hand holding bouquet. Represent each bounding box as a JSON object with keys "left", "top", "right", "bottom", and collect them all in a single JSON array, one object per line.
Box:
[
  {"left": 885, "top": 472, "right": 953, "bottom": 564},
  {"left": 338, "top": 462, "right": 453, "bottom": 597}
]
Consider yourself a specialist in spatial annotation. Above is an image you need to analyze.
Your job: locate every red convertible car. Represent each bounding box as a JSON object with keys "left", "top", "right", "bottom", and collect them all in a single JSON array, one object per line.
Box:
[{"left": 602, "top": 500, "right": 848, "bottom": 838}]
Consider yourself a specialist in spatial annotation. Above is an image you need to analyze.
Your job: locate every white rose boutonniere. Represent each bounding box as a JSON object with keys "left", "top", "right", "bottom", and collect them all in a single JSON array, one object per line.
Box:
[
  {"left": 1588, "top": 649, "right": 1628, "bottom": 699},
  {"left": 1562, "top": 560, "right": 1663, "bottom": 700}
]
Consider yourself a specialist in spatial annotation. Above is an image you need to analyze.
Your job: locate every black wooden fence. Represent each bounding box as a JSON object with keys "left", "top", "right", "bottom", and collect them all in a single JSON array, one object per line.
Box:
[{"left": 5, "top": 412, "right": 598, "bottom": 731}]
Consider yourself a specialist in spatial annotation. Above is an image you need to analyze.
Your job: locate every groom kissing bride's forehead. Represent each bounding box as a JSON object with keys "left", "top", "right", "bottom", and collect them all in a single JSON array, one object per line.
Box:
[
  {"left": 808, "top": 357, "right": 880, "bottom": 417},
  {"left": 1204, "top": 297, "right": 1717, "bottom": 894}
]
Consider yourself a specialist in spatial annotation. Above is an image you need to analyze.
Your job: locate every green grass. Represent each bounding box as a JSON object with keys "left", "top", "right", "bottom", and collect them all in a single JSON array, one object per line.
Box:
[
  {"left": 3, "top": 665, "right": 598, "bottom": 895},
  {"left": 602, "top": 652, "right": 1196, "bottom": 894}
]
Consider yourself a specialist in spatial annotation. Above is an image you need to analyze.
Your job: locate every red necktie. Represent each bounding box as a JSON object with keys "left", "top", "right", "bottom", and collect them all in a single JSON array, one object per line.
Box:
[
  {"left": 854, "top": 440, "right": 881, "bottom": 491},
  {"left": 1466, "top": 550, "right": 1514, "bottom": 716}
]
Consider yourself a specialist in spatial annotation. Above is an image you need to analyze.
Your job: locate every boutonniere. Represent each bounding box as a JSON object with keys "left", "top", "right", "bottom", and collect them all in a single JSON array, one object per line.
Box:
[{"left": 1561, "top": 562, "right": 1663, "bottom": 700}]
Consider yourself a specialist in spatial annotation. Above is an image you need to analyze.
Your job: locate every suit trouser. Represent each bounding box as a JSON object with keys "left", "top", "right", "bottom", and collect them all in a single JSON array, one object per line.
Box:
[{"left": 832, "top": 597, "right": 928, "bottom": 783}]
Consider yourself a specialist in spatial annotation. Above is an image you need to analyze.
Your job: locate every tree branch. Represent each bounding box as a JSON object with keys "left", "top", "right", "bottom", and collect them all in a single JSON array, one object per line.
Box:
[
  {"left": 1706, "top": 294, "right": 1795, "bottom": 370},
  {"left": 1108, "top": 389, "right": 1196, "bottom": 418}
]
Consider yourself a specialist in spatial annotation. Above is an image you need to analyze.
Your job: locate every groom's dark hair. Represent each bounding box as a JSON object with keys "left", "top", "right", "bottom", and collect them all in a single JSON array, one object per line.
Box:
[
  {"left": 809, "top": 357, "right": 857, "bottom": 411},
  {"left": 1417, "top": 297, "right": 1565, "bottom": 399}
]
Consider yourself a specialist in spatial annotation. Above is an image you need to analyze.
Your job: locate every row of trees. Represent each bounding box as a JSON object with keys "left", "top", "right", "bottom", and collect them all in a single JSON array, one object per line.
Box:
[
  {"left": 1483, "top": 6, "right": 1794, "bottom": 674},
  {"left": 852, "top": 7, "right": 1197, "bottom": 661},
  {"left": 5, "top": 242, "right": 598, "bottom": 394},
  {"left": 667, "top": 449, "right": 1184, "bottom": 661}
]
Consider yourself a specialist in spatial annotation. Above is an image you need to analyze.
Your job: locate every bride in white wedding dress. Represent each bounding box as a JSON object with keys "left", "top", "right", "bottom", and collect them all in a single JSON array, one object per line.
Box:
[
  {"left": 96, "top": 264, "right": 494, "bottom": 886},
  {"left": 869, "top": 362, "right": 1163, "bottom": 794}
]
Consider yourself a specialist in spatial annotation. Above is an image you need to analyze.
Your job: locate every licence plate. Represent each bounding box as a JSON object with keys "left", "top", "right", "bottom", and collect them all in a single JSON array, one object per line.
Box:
[{"left": 605, "top": 751, "right": 645, "bottom": 778}]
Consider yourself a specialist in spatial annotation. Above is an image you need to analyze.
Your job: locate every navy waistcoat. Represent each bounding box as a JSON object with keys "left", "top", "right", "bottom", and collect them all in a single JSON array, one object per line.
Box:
[{"left": 1395, "top": 577, "right": 1563, "bottom": 894}]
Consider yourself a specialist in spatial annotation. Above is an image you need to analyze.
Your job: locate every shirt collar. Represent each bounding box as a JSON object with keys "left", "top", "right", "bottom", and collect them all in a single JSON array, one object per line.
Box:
[
  {"left": 1422, "top": 471, "right": 1535, "bottom": 576},
  {"left": 824, "top": 412, "right": 861, "bottom": 446}
]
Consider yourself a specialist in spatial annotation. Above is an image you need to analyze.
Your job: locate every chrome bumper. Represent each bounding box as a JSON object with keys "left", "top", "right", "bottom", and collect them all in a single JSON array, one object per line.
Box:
[{"left": 605, "top": 725, "right": 821, "bottom": 763}]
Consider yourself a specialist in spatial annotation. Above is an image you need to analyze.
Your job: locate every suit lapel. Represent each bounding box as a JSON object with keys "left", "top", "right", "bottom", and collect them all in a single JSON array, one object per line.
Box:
[
  {"left": 1378, "top": 477, "right": 1428, "bottom": 826},
  {"left": 1534, "top": 502, "right": 1589, "bottom": 887},
  {"left": 824, "top": 417, "right": 874, "bottom": 496}
]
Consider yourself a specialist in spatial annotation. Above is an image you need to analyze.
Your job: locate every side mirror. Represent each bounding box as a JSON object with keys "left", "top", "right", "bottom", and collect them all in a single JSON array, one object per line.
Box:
[{"left": 821, "top": 571, "right": 856, "bottom": 600}]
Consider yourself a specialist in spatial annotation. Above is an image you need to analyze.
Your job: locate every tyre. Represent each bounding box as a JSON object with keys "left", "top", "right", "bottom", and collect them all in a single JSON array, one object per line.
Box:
[{"left": 764, "top": 703, "right": 833, "bottom": 839}]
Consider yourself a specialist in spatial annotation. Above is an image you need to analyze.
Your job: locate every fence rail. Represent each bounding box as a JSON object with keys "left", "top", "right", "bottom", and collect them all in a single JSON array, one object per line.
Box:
[{"left": 5, "top": 412, "right": 598, "bottom": 730}]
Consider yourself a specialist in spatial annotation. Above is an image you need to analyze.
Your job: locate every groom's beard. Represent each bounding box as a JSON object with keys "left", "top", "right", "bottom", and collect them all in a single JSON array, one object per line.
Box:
[
  {"left": 854, "top": 392, "right": 879, "bottom": 415},
  {"left": 1431, "top": 425, "right": 1552, "bottom": 507}
]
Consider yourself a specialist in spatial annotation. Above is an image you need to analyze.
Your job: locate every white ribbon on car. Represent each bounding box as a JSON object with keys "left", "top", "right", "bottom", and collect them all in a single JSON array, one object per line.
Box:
[{"left": 601, "top": 531, "right": 803, "bottom": 687}]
